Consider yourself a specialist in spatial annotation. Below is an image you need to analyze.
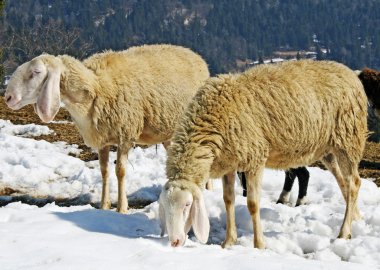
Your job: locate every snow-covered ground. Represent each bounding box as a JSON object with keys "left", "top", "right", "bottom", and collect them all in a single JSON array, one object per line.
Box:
[{"left": 0, "top": 120, "right": 379, "bottom": 270}]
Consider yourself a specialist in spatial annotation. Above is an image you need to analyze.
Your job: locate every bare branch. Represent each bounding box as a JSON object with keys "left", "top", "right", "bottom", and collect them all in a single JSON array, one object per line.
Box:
[{"left": 2, "top": 18, "right": 93, "bottom": 72}]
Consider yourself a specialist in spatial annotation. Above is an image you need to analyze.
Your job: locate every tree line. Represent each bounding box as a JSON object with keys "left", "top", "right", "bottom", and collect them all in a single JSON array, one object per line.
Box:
[
  {"left": 1, "top": 0, "right": 379, "bottom": 75},
  {"left": 1, "top": 0, "right": 380, "bottom": 140}
]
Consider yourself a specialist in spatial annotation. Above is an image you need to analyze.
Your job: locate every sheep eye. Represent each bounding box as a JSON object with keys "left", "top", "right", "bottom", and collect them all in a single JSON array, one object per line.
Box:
[
  {"left": 185, "top": 202, "right": 191, "bottom": 207},
  {"left": 30, "top": 70, "right": 41, "bottom": 79}
]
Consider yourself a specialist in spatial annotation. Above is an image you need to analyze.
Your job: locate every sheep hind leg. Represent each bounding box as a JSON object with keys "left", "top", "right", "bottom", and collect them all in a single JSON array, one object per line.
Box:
[
  {"left": 115, "top": 145, "right": 131, "bottom": 214},
  {"left": 332, "top": 151, "right": 361, "bottom": 239},
  {"left": 277, "top": 169, "right": 296, "bottom": 205},
  {"left": 246, "top": 165, "right": 265, "bottom": 249},
  {"left": 99, "top": 146, "right": 111, "bottom": 210},
  {"left": 221, "top": 172, "right": 237, "bottom": 248},
  {"left": 322, "top": 154, "right": 361, "bottom": 220},
  {"left": 295, "top": 167, "right": 310, "bottom": 206}
]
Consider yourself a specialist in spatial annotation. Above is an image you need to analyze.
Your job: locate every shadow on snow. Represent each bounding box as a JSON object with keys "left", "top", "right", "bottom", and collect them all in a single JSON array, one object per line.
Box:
[{"left": 53, "top": 208, "right": 161, "bottom": 239}]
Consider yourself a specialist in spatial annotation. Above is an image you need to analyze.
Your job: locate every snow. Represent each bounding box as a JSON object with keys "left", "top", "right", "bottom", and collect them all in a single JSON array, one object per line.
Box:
[
  {"left": 0, "top": 121, "right": 166, "bottom": 202},
  {"left": 253, "top": 58, "right": 285, "bottom": 65},
  {"left": 0, "top": 119, "right": 53, "bottom": 137},
  {"left": 0, "top": 120, "right": 379, "bottom": 269}
]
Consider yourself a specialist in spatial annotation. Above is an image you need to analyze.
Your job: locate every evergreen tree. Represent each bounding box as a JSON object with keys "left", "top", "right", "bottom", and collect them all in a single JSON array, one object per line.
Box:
[{"left": 1, "top": 0, "right": 380, "bottom": 73}]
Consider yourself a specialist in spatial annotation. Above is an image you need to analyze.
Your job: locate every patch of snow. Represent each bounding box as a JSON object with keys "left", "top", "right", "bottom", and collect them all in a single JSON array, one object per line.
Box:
[
  {"left": 0, "top": 119, "right": 53, "bottom": 137},
  {"left": 0, "top": 121, "right": 379, "bottom": 269}
]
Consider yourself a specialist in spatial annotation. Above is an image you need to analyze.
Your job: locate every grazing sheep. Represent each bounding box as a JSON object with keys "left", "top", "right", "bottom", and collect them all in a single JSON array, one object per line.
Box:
[
  {"left": 359, "top": 68, "right": 380, "bottom": 117},
  {"left": 4, "top": 44, "right": 209, "bottom": 213},
  {"left": 159, "top": 60, "right": 368, "bottom": 249}
]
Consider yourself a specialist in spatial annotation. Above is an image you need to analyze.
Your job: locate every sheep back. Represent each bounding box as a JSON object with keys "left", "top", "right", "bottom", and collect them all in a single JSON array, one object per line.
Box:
[
  {"left": 76, "top": 44, "right": 209, "bottom": 148},
  {"left": 167, "top": 60, "right": 368, "bottom": 182}
]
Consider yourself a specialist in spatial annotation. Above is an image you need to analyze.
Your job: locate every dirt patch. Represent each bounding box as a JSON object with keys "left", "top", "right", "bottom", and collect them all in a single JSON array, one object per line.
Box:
[
  {"left": 0, "top": 99, "right": 154, "bottom": 208},
  {"left": 0, "top": 99, "right": 98, "bottom": 161},
  {"left": 0, "top": 97, "right": 379, "bottom": 209},
  {"left": 0, "top": 192, "right": 153, "bottom": 209},
  {"left": 0, "top": 187, "right": 18, "bottom": 196}
]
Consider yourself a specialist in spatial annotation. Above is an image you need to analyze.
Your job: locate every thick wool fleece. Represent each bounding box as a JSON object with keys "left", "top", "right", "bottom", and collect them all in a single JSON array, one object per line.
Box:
[
  {"left": 44, "top": 44, "right": 209, "bottom": 149},
  {"left": 167, "top": 60, "right": 368, "bottom": 186}
]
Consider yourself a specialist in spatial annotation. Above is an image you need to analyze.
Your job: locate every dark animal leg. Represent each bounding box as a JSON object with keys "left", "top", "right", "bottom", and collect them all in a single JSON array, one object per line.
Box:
[
  {"left": 295, "top": 167, "right": 310, "bottom": 206},
  {"left": 238, "top": 172, "right": 248, "bottom": 197},
  {"left": 277, "top": 169, "right": 296, "bottom": 204}
]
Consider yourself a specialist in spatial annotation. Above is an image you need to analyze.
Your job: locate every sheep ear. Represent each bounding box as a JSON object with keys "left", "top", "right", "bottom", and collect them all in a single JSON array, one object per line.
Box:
[
  {"left": 184, "top": 213, "right": 192, "bottom": 234},
  {"left": 36, "top": 67, "right": 61, "bottom": 123},
  {"left": 159, "top": 198, "right": 166, "bottom": 237},
  {"left": 190, "top": 193, "right": 210, "bottom": 244}
]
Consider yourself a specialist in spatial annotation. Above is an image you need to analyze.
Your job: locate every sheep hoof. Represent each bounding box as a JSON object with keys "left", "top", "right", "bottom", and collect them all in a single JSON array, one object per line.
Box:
[
  {"left": 276, "top": 199, "right": 285, "bottom": 204},
  {"left": 117, "top": 209, "right": 128, "bottom": 214},
  {"left": 221, "top": 237, "right": 237, "bottom": 248},
  {"left": 277, "top": 190, "right": 290, "bottom": 205},
  {"left": 254, "top": 240, "right": 265, "bottom": 249},
  {"left": 295, "top": 196, "right": 308, "bottom": 206},
  {"left": 337, "top": 231, "right": 352, "bottom": 240},
  {"left": 117, "top": 205, "right": 129, "bottom": 214},
  {"left": 276, "top": 199, "right": 292, "bottom": 206},
  {"left": 100, "top": 200, "right": 111, "bottom": 210}
]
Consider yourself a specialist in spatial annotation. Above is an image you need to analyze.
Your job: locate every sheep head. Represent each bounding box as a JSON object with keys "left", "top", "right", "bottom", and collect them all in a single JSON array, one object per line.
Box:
[
  {"left": 4, "top": 54, "right": 62, "bottom": 123},
  {"left": 159, "top": 180, "right": 210, "bottom": 247},
  {"left": 358, "top": 68, "right": 380, "bottom": 118}
]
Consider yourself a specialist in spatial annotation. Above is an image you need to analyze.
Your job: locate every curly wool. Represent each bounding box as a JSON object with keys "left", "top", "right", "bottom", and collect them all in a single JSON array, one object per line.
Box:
[{"left": 167, "top": 60, "right": 368, "bottom": 186}]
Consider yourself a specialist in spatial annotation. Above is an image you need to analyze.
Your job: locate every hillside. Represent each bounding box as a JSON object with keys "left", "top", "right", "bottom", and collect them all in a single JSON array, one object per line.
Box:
[{"left": 1, "top": 0, "right": 380, "bottom": 74}]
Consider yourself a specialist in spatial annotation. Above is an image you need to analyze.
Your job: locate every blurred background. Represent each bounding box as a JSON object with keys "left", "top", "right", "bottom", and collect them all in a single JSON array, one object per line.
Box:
[{"left": 0, "top": 0, "right": 380, "bottom": 139}]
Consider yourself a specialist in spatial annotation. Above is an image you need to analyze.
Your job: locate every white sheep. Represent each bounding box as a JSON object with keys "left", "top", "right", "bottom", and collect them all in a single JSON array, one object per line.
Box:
[
  {"left": 4, "top": 44, "right": 209, "bottom": 213},
  {"left": 159, "top": 60, "right": 368, "bottom": 248}
]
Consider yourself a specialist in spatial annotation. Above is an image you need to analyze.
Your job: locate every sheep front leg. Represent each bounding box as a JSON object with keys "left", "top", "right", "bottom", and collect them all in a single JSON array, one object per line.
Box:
[
  {"left": 99, "top": 146, "right": 111, "bottom": 210},
  {"left": 221, "top": 172, "right": 237, "bottom": 248},
  {"left": 246, "top": 166, "right": 265, "bottom": 249},
  {"left": 115, "top": 145, "right": 131, "bottom": 214}
]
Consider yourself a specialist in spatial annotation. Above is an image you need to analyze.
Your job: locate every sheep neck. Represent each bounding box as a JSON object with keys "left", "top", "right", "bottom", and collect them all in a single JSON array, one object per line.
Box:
[
  {"left": 58, "top": 55, "right": 102, "bottom": 148},
  {"left": 167, "top": 139, "right": 217, "bottom": 189}
]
